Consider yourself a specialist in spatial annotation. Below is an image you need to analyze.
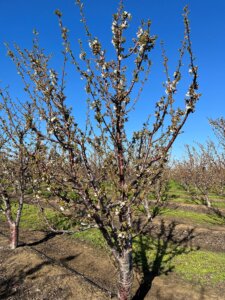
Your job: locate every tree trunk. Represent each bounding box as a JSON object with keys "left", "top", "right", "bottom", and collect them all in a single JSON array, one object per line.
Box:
[
  {"left": 204, "top": 195, "right": 211, "bottom": 208},
  {"left": 117, "top": 249, "right": 133, "bottom": 300},
  {"left": 9, "top": 223, "right": 18, "bottom": 249}
]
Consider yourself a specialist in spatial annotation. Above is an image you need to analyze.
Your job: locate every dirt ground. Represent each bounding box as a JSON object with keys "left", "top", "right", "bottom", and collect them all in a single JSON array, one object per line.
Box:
[
  {"left": 0, "top": 221, "right": 225, "bottom": 300},
  {"left": 148, "top": 218, "right": 225, "bottom": 252}
]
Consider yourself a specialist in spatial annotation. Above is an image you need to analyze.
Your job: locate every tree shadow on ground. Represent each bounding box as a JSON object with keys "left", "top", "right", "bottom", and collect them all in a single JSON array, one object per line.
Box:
[
  {"left": 208, "top": 206, "right": 225, "bottom": 225},
  {"left": 132, "top": 220, "right": 196, "bottom": 300},
  {"left": 152, "top": 285, "right": 207, "bottom": 300},
  {"left": 0, "top": 222, "right": 62, "bottom": 248},
  {"left": 0, "top": 254, "right": 78, "bottom": 299},
  {"left": 22, "top": 231, "right": 63, "bottom": 247}
]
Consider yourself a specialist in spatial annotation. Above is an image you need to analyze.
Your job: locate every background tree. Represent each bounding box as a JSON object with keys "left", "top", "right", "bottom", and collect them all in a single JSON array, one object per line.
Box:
[
  {"left": 0, "top": 92, "right": 37, "bottom": 249},
  {"left": 4, "top": 1, "right": 200, "bottom": 299},
  {"left": 210, "top": 117, "right": 225, "bottom": 149},
  {"left": 198, "top": 141, "right": 225, "bottom": 198},
  {"left": 183, "top": 144, "right": 214, "bottom": 207},
  {"left": 171, "top": 160, "right": 193, "bottom": 193},
  {"left": 172, "top": 141, "right": 225, "bottom": 208}
]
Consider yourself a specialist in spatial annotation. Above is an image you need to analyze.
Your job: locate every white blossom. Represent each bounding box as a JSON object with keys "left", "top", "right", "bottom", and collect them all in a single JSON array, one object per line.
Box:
[
  {"left": 118, "top": 232, "right": 125, "bottom": 238},
  {"left": 139, "top": 45, "right": 144, "bottom": 53},
  {"left": 51, "top": 117, "right": 57, "bottom": 122},
  {"left": 79, "top": 52, "right": 86, "bottom": 60},
  {"left": 121, "top": 21, "right": 128, "bottom": 29},
  {"left": 120, "top": 201, "right": 126, "bottom": 207},
  {"left": 102, "top": 63, "right": 107, "bottom": 70},
  {"left": 157, "top": 101, "right": 163, "bottom": 108},
  {"left": 123, "top": 11, "right": 131, "bottom": 19},
  {"left": 81, "top": 222, "right": 87, "bottom": 226},
  {"left": 186, "top": 104, "right": 193, "bottom": 112},
  {"left": 137, "top": 28, "right": 143, "bottom": 38},
  {"left": 111, "top": 39, "right": 116, "bottom": 47},
  {"left": 165, "top": 81, "right": 177, "bottom": 95}
]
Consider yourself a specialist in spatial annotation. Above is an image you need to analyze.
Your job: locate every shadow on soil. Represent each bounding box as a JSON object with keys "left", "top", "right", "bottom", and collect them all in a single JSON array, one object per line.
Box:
[
  {"left": 132, "top": 220, "right": 197, "bottom": 300},
  {"left": 151, "top": 286, "right": 207, "bottom": 300},
  {"left": 23, "top": 231, "right": 63, "bottom": 247},
  {"left": 0, "top": 254, "right": 78, "bottom": 299},
  {"left": 208, "top": 207, "right": 225, "bottom": 225}
]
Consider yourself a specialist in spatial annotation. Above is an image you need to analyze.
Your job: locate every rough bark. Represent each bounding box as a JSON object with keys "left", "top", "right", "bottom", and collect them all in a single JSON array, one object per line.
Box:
[
  {"left": 117, "top": 249, "right": 133, "bottom": 300},
  {"left": 204, "top": 195, "right": 211, "bottom": 208},
  {"left": 9, "top": 223, "right": 18, "bottom": 250}
]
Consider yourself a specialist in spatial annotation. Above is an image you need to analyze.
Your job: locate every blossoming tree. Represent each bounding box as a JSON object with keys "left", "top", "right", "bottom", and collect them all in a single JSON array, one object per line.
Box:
[
  {"left": 210, "top": 117, "right": 225, "bottom": 150},
  {"left": 0, "top": 94, "right": 37, "bottom": 249},
  {"left": 5, "top": 1, "right": 200, "bottom": 299}
]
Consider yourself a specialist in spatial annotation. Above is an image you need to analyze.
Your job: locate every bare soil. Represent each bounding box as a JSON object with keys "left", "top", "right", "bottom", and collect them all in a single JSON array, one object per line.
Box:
[
  {"left": 148, "top": 218, "right": 225, "bottom": 252},
  {"left": 0, "top": 221, "right": 225, "bottom": 300}
]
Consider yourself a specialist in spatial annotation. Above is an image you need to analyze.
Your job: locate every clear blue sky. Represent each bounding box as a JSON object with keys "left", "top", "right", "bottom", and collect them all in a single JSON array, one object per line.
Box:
[{"left": 0, "top": 0, "right": 224, "bottom": 159}]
